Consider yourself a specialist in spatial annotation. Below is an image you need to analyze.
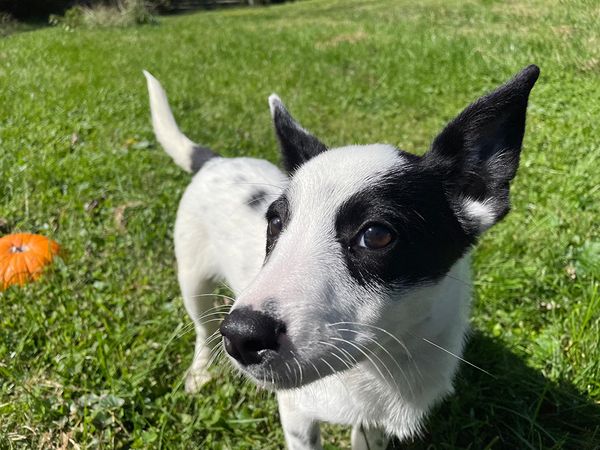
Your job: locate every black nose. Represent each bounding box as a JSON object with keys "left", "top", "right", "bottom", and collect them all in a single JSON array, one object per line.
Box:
[{"left": 220, "top": 308, "right": 286, "bottom": 366}]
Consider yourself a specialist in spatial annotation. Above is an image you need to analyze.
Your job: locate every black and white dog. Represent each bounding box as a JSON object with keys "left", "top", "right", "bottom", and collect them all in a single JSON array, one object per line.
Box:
[{"left": 144, "top": 65, "right": 539, "bottom": 449}]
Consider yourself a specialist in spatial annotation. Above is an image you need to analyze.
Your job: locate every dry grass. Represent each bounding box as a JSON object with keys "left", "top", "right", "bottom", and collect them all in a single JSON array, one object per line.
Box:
[{"left": 50, "top": 0, "right": 157, "bottom": 29}]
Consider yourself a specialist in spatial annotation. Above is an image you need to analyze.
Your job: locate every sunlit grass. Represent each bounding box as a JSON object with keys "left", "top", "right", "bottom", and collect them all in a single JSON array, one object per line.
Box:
[{"left": 0, "top": 0, "right": 598, "bottom": 448}]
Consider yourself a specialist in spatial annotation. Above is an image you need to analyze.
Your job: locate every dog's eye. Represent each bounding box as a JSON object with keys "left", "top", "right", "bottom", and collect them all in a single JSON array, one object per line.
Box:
[
  {"left": 267, "top": 216, "right": 283, "bottom": 239},
  {"left": 357, "top": 224, "right": 394, "bottom": 250}
]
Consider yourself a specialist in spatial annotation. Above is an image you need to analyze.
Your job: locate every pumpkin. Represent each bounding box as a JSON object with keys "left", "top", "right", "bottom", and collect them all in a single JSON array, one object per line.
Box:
[{"left": 0, "top": 233, "right": 60, "bottom": 290}]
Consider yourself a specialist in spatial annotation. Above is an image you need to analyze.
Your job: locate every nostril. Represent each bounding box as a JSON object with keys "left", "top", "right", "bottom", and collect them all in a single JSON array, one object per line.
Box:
[
  {"left": 222, "top": 336, "right": 238, "bottom": 360},
  {"left": 243, "top": 334, "right": 279, "bottom": 353},
  {"left": 244, "top": 338, "right": 268, "bottom": 353},
  {"left": 220, "top": 307, "right": 286, "bottom": 366}
]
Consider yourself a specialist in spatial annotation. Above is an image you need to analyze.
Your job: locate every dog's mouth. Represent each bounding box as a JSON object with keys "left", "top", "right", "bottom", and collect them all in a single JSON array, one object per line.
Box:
[{"left": 222, "top": 339, "right": 361, "bottom": 391}]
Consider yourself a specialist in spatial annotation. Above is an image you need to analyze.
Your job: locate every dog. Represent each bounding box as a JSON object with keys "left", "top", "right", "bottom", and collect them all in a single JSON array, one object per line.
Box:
[{"left": 144, "top": 65, "right": 539, "bottom": 449}]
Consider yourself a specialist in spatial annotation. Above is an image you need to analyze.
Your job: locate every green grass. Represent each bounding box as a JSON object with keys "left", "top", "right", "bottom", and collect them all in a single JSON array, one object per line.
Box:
[{"left": 0, "top": 0, "right": 599, "bottom": 448}]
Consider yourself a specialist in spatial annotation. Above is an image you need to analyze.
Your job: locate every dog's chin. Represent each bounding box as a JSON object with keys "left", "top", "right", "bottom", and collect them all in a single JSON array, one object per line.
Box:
[{"left": 228, "top": 354, "right": 352, "bottom": 391}]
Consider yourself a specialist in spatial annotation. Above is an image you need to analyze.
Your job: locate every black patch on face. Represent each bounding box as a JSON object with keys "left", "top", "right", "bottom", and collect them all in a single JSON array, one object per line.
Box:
[
  {"left": 247, "top": 189, "right": 268, "bottom": 211},
  {"left": 265, "top": 194, "right": 290, "bottom": 257},
  {"left": 335, "top": 152, "right": 476, "bottom": 287}
]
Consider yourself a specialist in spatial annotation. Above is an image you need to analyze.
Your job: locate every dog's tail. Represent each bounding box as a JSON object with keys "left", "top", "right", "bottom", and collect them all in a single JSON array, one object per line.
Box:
[{"left": 143, "top": 70, "right": 218, "bottom": 173}]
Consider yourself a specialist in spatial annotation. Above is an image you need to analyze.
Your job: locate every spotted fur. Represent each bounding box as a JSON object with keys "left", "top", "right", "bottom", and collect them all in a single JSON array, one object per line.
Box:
[{"left": 144, "top": 65, "right": 539, "bottom": 449}]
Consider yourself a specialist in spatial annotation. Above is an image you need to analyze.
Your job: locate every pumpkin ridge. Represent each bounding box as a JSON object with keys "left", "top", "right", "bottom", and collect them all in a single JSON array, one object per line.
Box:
[
  {"left": 0, "top": 252, "right": 13, "bottom": 265},
  {"left": 24, "top": 252, "right": 45, "bottom": 276},
  {"left": 27, "top": 246, "right": 54, "bottom": 262},
  {"left": 3, "top": 261, "right": 21, "bottom": 288}
]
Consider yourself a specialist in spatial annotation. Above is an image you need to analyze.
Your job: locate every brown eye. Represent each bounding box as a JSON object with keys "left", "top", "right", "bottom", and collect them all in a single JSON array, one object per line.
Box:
[
  {"left": 267, "top": 216, "right": 283, "bottom": 239},
  {"left": 357, "top": 224, "right": 393, "bottom": 249}
]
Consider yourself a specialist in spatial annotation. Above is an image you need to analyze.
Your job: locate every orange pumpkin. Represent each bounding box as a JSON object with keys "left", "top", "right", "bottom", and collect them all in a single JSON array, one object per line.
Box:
[{"left": 0, "top": 233, "right": 60, "bottom": 290}]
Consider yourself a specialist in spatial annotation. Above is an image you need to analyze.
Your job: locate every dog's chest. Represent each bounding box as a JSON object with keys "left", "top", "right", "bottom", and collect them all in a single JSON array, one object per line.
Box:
[{"left": 278, "top": 364, "right": 428, "bottom": 438}]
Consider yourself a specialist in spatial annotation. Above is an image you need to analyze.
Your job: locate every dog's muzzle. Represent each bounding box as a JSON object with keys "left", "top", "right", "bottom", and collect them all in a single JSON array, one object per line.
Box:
[{"left": 220, "top": 308, "right": 286, "bottom": 366}]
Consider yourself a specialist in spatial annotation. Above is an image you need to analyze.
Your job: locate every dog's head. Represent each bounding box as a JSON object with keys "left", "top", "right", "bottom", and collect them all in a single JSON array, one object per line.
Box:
[{"left": 220, "top": 66, "right": 539, "bottom": 389}]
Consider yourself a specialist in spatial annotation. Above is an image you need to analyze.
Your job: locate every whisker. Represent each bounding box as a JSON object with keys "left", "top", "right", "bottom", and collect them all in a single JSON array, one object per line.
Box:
[
  {"left": 176, "top": 317, "right": 226, "bottom": 340},
  {"left": 245, "top": 193, "right": 283, "bottom": 207},
  {"left": 332, "top": 336, "right": 400, "bottom": 393},
  {"left": 189, "top": 309, "right": 229, "bottom": 323},
  {"left": 203, "top": 331, "right": 223, "bottom": 347},
  {"left": 284, "top": 361, "right": 294, "bottom": 386},
  {"left": 336, "top": 320, "right": 494, "bottom": 379},
  {"left": 336, "top": 328, "right": 414, "bottom": 397},
  {"left": 184, "top": 304, "right": 230, "bottom": 323},
  {"left": 319, "top": 356, "right": 337, "bottom": 380},
  {"left": 205, "top": 336, "right": 223, "bottom": 359},
  {"left": 329, "top": 322, "right": 414, "bottom": 359},
  {"left": 318, "top": 356, "right": 355, "bottom": 400},
  {"left": 330, "top": 337, "right": 393, "bottom": 389},
  {"left": 319, "top": 341, "right": 355, "bottom": 370},
  {"left": 329, "top": 321, "right": 424, "bottom": 381},
  {"left": 227, "top": 181, "right": 286, "bottom": 191},
  {"left": 207, "top": 346, "right": 225, "bottom": 368},
  {"left": 445, "top": 274, "right": 473, "bottom": 287},
  {"left": 323, "top": 348, "right": 354, "bottom": 377},
  {"left": 308, "top": 360, "right": 322, "bottom": 380},
  {"left": 190, "top": 293, "right": 236, "bottom": 303},
  {"left": 218, "top": 281, "right": 236, "bottom": 294},
  {"left": 419, "top": 336, "right": 496, "bottom": 378}
]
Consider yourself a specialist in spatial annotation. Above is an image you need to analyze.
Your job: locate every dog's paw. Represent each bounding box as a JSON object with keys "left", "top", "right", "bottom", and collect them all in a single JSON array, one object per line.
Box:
[{"left": 184, "top": 367, "right": 212, "bottom": 393}]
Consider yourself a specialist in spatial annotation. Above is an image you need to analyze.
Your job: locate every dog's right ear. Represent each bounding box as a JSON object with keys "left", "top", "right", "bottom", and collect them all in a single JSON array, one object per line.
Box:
[
  {"left": 269, "top": 94, "right": 327, "bottom": 174},
  {"left": 424, "top": 65, "right": 540, "bottom": 233}
]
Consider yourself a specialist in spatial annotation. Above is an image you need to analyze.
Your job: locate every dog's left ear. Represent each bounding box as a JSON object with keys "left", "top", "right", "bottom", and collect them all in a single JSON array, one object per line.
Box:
[
  {"left": 425, "top": 65, "right": 540, "bottom": 233},
  {"left": 269, "top": 94, "right": 327, "bottom": 174}
]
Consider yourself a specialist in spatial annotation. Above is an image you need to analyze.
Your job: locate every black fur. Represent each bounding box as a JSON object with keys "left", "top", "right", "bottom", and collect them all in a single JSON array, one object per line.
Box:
[
  {"left": 335, "top": 154, "right": 476, "bottom": 287},
  {"left": 190, "top": 145, "right": 218, "bottom": 173},
  {"left": 264, "top": 66, "right": 539, "bottom": 287},
  {"left": 334, "top": 66, "right": 539, "bottom": 287},
  {"left": 424, "top": 65, "right": 539, "bottom": 225},
  {"left": 270, "top": 97, "right": 328, "bottom": 173}
]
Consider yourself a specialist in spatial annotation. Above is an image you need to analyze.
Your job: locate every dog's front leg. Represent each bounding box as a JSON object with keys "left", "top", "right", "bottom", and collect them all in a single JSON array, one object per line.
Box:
[
  {"left": 179, "top": 271, "right": 218, "bottom": 393},
  {"left": 351, "top": 425, "right": 389, "bottom": 450},
  {"left": 278, "top": 394, "right": 322, "bottom": 450}
]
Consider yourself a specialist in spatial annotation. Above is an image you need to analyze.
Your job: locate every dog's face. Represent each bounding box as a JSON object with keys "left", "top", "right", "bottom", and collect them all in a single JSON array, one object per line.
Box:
[{"left": 220, "top": 66, "right": 539, "bottom": 389}]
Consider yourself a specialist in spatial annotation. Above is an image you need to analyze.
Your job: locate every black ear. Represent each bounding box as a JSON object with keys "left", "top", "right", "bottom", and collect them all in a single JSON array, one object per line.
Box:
[
  {"left": 269, "top": 94, "right": 327, "bottom": 174},
  {"left": 425, "top": 65, "right": 540, "bottom": 232}
]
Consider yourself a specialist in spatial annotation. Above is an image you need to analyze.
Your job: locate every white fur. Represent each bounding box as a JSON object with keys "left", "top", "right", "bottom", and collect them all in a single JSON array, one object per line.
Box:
[
  {"left": 144, "top": 70, "right": 202, "bottom": 173},
  {"left": 145, "top": 74, "right": 473, "bottom": 448},
  {"left": 231, "top": 146, "right": 472, "bottom": 442},
  {"left": 461, "top": 198, "right": 496, "bottom": 232},
  {"left": 173, "top": 156, "right": 288, "bottom": 392}
]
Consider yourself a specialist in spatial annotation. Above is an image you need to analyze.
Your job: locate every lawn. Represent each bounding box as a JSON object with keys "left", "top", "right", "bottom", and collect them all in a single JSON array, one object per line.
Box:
[{"left": 0, "top": 0, "right": 599, "bottom": 448}]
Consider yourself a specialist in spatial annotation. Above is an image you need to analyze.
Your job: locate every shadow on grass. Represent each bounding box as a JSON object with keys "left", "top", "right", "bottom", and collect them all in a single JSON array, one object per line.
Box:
[{"left": 394, "top": 332, "right": 600, "bottom": 450}]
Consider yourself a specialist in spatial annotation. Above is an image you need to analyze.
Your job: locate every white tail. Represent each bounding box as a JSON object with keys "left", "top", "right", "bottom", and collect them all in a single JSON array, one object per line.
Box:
[{"left": 143, "top": 70, "right": 217, "bottom": 173}]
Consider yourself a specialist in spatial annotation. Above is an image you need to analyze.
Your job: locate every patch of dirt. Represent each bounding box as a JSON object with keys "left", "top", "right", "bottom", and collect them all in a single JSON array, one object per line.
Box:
[{"left": 114, "top": 201, "right": 144, "bottom": 232}]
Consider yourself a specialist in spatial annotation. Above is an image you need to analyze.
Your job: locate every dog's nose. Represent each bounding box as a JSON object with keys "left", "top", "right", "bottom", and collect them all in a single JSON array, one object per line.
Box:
[{"left": 220, "top": 308, "right": 286, "bottom": 366}]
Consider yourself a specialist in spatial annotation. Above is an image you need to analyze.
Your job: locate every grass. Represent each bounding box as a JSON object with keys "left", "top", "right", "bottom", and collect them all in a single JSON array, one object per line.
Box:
[{"left": 0, "top": 0, "right": 599, "bottom": 448}]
